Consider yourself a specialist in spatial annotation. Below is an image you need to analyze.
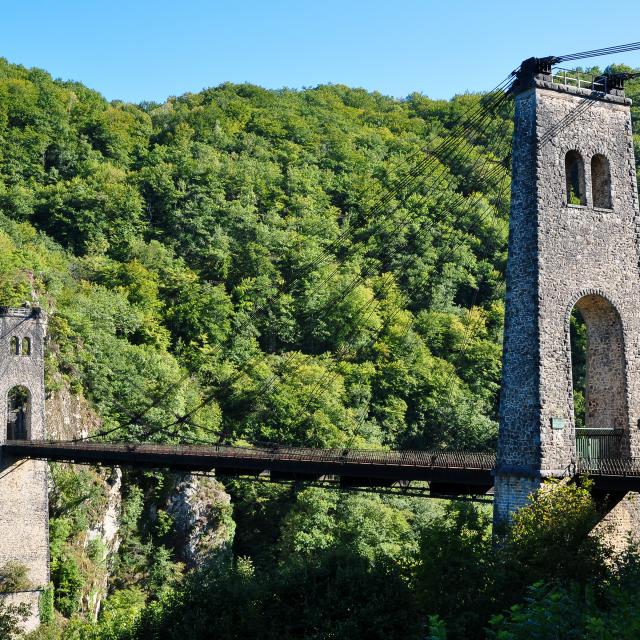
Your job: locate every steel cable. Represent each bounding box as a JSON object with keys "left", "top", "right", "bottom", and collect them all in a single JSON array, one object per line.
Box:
[
  {"left": 74, "top": 76, "right": 516, "bottom": 443},
  {"left": 155, "top": 111, "right": 513, "bottom": 441}
]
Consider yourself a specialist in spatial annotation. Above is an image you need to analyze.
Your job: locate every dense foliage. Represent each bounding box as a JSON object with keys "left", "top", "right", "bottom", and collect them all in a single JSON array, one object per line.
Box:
[
  {"left": 0, "top": 56, "right": 518, "bottom": 453},
  {"left": 57, "top": 480, "right": 639, "bottom": 640},
  {"left": 0, "top": 57, "right": 638, "bottom": 638}
]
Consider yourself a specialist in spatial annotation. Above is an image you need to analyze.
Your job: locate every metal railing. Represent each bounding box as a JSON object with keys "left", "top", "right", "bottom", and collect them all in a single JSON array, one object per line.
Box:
[
  {"left": 576, "top": 428, "right": 623, "bottom": 471},
  {"left": 3, "top": 440, "right": 497, "bottom": 471},
  {"left": 14, "top": 438, "right": 640, "bottom": 497},
  {"left": 576, "top": 457, "right": 640, "bottom": 477},
  {"left": 551, "top": 68, "right": 607, "bottom": 92}
]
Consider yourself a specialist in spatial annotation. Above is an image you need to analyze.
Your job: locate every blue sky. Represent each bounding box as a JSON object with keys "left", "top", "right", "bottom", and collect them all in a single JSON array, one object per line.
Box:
[{"left": 2, "top": 0, "right": 640, "bottom": 104}]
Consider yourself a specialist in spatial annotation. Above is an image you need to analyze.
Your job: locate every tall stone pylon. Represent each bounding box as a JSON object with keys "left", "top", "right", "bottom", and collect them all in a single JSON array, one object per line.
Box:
[
  {"left": 494, "top": 59, "right": 640, "bottom": 530},
  {"left": 0, "top": 307, "right": 49, "bottom": 631}
]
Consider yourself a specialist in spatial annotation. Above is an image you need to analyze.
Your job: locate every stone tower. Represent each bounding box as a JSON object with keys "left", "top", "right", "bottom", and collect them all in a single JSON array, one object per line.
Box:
[
  {"left": 0, "top": 307, "right": 49, "bottom": 630},
  {"left": 494, "top": 60, "right": 640, "bottom": 527}
]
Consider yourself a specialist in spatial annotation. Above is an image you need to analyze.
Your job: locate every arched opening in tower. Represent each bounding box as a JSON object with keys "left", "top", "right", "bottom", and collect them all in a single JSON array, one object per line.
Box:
[
  {"left": 591, "top": 154, "right": 612, "bottom": 209},
  {"left": 7, "top": 386, "right": 30, "bottom": 441},
  {"left": 565, "top": 150, "right": 587, "bottom": 206},
  {"left": 569, "top": 295, "right": 628, "bottom": 462}
]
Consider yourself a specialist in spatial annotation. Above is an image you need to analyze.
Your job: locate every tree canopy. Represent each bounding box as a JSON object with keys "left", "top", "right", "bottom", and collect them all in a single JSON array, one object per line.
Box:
[{"left": 0, "top": 57, "right": 638, "bottom": 639}]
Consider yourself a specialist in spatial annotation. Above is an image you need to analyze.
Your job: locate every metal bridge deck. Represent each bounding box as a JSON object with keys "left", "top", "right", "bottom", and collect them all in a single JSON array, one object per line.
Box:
[
  {"left": 4, "top": 440, "right": 640, "bottom": 494},
  {"left": 2, "top": 440, "right": 496, "bottom": 494}
]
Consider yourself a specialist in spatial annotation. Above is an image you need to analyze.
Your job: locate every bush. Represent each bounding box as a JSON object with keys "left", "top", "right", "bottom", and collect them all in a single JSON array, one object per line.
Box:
[
  {"left": 414, "top": 481, "right": 612, "bottom": 640},
  {"left": 497, "top": 479, "right": 610, "bottom": 594},
  {"left": 0, "top": 600, "right": 31, "bottom": 639},
  {"left": 52, "top": 553, "right": 83, "bottom": 617},
  {"left": 131, "top": 549, "right": 421, "bottom": 640},
  {"left": 415, "top": 502, "right": 493, "bottom": 638},
  {"left": 0, "top": 561, "right": 34, "bottom": 592},
  {"left": 39, "top": 584, "right": 55, "bottom": 625}
]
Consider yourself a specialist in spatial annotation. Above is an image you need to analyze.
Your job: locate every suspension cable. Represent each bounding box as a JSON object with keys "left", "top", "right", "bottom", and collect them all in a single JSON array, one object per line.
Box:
[
  {"left": 77, "top": 80, "right": 515, "bottom": 444},
  {"left": 72, "top": 76, "right": 516, "bottom": 444},
  {"left": 76, "top": 42, "right": 640, "bottom": 447},
  {"left": 556, "top": 41, "right": 640, "bottom": 63},
  {"left": 171, "top": 157, "right": 510, "bottom": 447},
  {"left": 154, "top": 114, "right": 513, "bottom": 442}
]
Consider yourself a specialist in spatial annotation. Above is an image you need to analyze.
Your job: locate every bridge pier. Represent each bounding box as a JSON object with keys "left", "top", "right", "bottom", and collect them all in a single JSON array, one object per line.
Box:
[
  {"left": 592, "top": 491, "right": 640, "bottom": 552},
  {"left": 495, "top": 58, "right": 640, "bottom": 544},
  {"left": 495, "top": 475, "right": 640, "bottom": 552},
  {"left": 493, "top": 473, "right": 542, "bottom": 532},
  {"left": 0, "top": 308, "right": 49, "bottom": 631}
]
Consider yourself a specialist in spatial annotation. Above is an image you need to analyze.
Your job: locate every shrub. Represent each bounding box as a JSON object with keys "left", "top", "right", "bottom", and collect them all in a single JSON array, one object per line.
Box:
[{"left": 0, "top": 561, "right": 34, "bottom": 592}]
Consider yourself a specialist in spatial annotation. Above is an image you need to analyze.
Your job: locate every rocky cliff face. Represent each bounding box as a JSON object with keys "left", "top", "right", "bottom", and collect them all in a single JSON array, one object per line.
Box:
[
  {"left": 166, "top": 474, "right": 235, "bottom": 568},
  {"left": 45, "top": 380, "right": 234, "bottom": 619},
  {"left": 45, "top": 385, "right": 102, "bottom": 442},
  {"left": 46, "top": 382, "right": 122, "bottom": 618},
  {"left": 84, "top": 468, "right": 122, "bottom": 618}
]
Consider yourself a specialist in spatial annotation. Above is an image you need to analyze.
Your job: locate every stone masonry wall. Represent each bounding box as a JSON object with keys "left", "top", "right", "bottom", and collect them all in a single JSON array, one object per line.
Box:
[
  {"left": 535, "top": 84, "right": 640, "bottom": 473},
  {"left": 0, "top": 307, "right": 49, "bottom": 629},
  {"left": 494, "top": 85, "right": 543, "bottom": 524},
  {"left": 495, "top": 77, "right": 640, "bottom": 527},
  {"left": 0, "top": 591, "right": 42, "bottom": 634}
]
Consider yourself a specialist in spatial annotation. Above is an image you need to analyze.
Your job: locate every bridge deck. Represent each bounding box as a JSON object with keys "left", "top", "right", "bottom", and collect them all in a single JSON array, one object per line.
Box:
[
  {"left": 4, "top": 440, "right": 640, "bottom": 494},
  {"left": 578, "top": 459, "right": 640, "bottom": 492},
  {"left": 2, "top": 440, "right": 496, "bottom": 494}
]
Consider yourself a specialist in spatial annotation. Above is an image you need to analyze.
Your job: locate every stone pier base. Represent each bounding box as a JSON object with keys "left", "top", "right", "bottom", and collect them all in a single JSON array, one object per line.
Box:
[
  {"left": 594, "top": 491, "right": 640, "bottom": 553},
  {"left": 493, "top": 474, "right": 542, "bottom": 531},
  {"left": 494, "top": 479, "right": 640, "bottom": 554}
]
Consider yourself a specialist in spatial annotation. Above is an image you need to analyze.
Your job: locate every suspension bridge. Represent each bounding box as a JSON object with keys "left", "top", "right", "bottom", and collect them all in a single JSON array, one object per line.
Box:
[
  {"left": 6, "top": 40, "right": 640, "bottom": 629},
  {"left": 5, "top": 439, "right": 640, "bottom": 497},
  {"left": 3, "top": 41, "right": 640, "bottom": 501},
  {"left": 3, "top": 38, "right": 640, "bottom": 630}
]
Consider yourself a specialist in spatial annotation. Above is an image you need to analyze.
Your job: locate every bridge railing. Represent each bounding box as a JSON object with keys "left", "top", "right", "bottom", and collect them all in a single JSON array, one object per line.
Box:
[
  {"left": 576, "top": 457, "right": 640, "bottom": 476},
  {"left": 4, "top": 440, "right": 497, "bottom": 471},
  {"left": 12, "top": 439, "right": 640, "bottom": 486},
  {"left": 576, "top": 428, "right": 624, "bottom": 471}
]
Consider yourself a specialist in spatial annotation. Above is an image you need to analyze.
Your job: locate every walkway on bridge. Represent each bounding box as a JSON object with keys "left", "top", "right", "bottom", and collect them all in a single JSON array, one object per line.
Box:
[
  {"left": 4, "top": 440, "right": 639, "bottom": 495},
  {"left": 3, "top": 440, "right": 496, "bottom": 495}
]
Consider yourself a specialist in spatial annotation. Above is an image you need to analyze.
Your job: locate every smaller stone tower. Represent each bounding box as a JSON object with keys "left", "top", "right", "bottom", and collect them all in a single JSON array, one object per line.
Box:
[{"left": 0, "top": 307, "right": 49, "bottom": 631}]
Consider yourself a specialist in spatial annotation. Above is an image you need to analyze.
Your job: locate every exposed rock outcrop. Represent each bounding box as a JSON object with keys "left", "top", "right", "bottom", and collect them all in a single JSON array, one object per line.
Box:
[
  {"left": 46, "top": 381, "right": 123, "bottom": 619},
  {"left": 84, "top": 468, "right": 122, "bottom": 619},
  {"left": 45, "top": 385, "right": 101, "bottom": 442},
  {"left": 45, "top": 379, "right": 235, "bottom": 621},
  {"left": 166, "top": 474, "right": 235, "bottom": 567}
]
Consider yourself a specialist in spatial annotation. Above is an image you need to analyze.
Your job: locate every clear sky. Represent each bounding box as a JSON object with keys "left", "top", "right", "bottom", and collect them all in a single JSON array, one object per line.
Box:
[{"left": 2, "top": 0, "right": 640, "bottom": 104}]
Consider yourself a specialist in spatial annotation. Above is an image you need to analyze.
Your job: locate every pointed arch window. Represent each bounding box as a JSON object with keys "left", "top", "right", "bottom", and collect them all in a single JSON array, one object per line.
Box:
[
  {"left": 591, "top": 154, "right": 612, "bottom": 209},
  {"left": 565, "top": 150, "right": 586, "bottom": 206},
  {"left": 9, "top": 337, "right": 19, "bottom": 355},
  {"left": 21, "top": 337, "right": 31, "bottom": 356}
]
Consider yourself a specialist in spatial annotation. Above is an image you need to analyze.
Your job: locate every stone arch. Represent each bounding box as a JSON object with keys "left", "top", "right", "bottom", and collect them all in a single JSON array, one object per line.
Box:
[
  {"left": 565, "top": 150, "right": 587, "bottom": 205},
  {"left": 9, "top": 336, "right": 19, "bottom": 355},
  {"left": 591, "top": 153, "right": 612, "bottom": 209},
  {"left": 7, "top": 385, "right": 30, "bottom": 441},
  {"left": 566, "top": 293, "right": 629, "bottom": 458},
  {"left": 21, "top": 336, "right": 31, "bottom": 356},
  {"left": 564, "top": 289, "right": 628, "bottom": 351}
]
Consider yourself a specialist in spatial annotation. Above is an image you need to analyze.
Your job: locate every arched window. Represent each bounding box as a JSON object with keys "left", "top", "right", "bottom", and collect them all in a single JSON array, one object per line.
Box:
[
  {"left": 565, "top": 150, "right": 586, "bottom": 206},
  {"left": 7, "top": 386, "right": 30, "bottom": 441},
  {"left": 21, "top": 337, "right": 31, "bottom": 356},
  {"left": 591, "top": 154, "right": 612, "bottom": 209},
  {"left": 9, "top": 337, "right": 19, "bottom": 356}
]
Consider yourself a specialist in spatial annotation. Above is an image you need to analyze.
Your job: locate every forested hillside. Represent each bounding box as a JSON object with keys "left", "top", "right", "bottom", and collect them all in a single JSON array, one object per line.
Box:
[{"left": 0, "top": 57, "right": 639, "bottom": 638}]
